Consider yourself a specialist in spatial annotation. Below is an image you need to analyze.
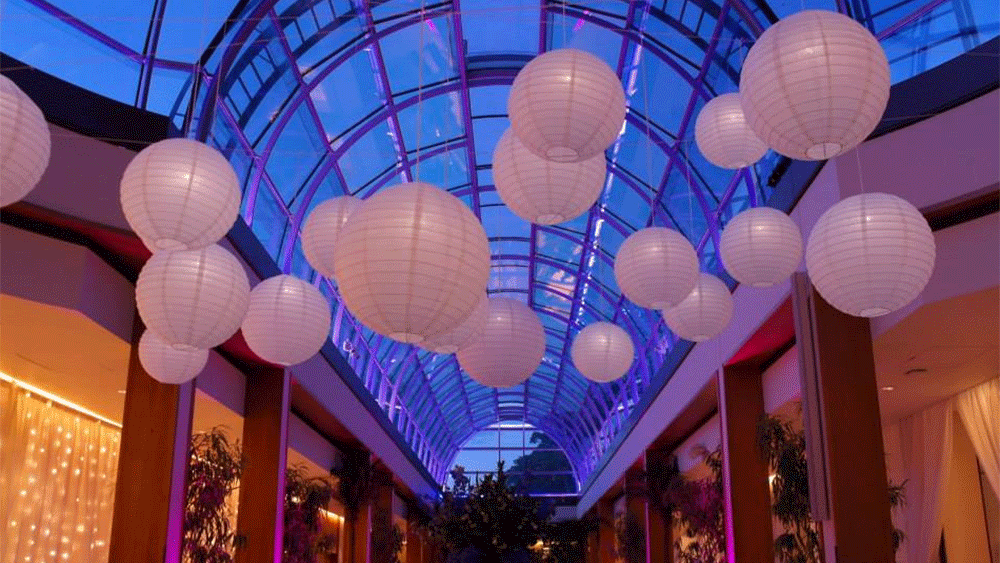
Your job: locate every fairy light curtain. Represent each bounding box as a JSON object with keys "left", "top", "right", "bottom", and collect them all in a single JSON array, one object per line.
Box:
[{"left": 0, "top": 379, "right": 120, "bottom": 563}]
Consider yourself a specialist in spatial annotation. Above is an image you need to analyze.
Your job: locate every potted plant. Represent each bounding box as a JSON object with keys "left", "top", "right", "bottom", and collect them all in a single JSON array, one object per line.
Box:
[
  {"left": 283, "top": 465, "right": 336, "bottom": 563},
  {"left": 183, "top": 427, "right": 242, "bottom": 563}
]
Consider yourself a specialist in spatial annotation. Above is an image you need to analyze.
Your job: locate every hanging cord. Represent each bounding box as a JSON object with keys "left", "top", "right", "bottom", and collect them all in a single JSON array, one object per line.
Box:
[{"left": 414, "top": 0, "right": 427, "bottom": 181}]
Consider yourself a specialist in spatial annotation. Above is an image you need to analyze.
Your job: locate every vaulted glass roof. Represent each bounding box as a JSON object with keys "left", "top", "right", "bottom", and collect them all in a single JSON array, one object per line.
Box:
[{"left": 4, "top": 0, "right": 996, "bottom": 487}]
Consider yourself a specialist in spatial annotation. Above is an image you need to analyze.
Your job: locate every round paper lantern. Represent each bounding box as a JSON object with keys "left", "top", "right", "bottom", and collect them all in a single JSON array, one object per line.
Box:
[
  {"left": 121, "top": 138, "right": 240, "bottom": 251},
  {"left": 301, "top": 195, "right": 361, "bottom": 278},
  {"left": 419, "top": 294, "right": 488, "bottom": 354},
  {"left": 694, "top": 93, "right": 767, "bottom": 169},
  {"left": 806, "top": 192, "right": 935, "bottom": 317},
  {"left": 571, "top": 322, "right": 635, "bottom": 383},
  {"left": 457, "top": 298, "right": 545, "bottom": 388},
  {"left": 720, "top": 206, "right": 803, "bottom": 287},
  {"left": 242, "top": 275, "right": 331, "bottom": 365},
  {"left": 492, "top": 128, "right": 606, "bottom": 224},
  {"left": 0, "top": 74, "right": 51, "bottom": 207},
  {"left": 662, "top": 273, "right": 733, "bottom": 342},
  {"left": 614, "top": 227, "right": 699, "bottom": 309},
  {"left": 739, "top": 10, "right": 890, "bottom": 160},
  {"left": 508, "top": 48, "right": 626, "bottom": 163},
  {"left": 137, "top": 330, "right": 208, "bottom": 384},
  {"left": 333, "top": 182, "right": 490, "bottom": 343},
  {"left": 136, "top": 244, "right": 250, "bottom": 349}
]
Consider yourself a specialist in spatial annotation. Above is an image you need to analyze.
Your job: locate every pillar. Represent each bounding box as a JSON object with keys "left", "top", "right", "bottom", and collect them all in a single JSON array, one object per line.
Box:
[
  {"left": 234, "top": 366, "right": 291, "bottom": 563},
  {"left": 369, "top": 465, "right": 395, "bottom": 563},
  {"left": 623, "top": 466, "right": 647, "bottom": 563},
  {"left": 792, "top": 273, "right": 894, "bottom": 562},
  {"left": 404, "top": 519, "right": 422, "bottom": 563},
  {"left": 643, "top": 450, "right": 672, "bottom": 563},
  {"left": 597, "top": 497, "right": 616, "bottom": 562},
  {"left": 108, "top": 316, "right": 195, "bottom": 563},
  {"left": 718, "top": 362, "right": 774, "bottom": 562}
]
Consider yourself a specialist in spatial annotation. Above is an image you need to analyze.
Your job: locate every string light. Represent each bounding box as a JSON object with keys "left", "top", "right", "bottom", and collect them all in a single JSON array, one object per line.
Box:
[{"left": 2, "top": 375, "right": 120, "bottom": 563}]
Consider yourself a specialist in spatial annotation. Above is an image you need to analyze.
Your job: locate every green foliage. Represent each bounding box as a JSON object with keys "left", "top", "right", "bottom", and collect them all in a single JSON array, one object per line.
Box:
[
  {"left": 614, "top": 511, "right": 646, "bottom": 563},
  {"left": 669, "top": 450, "right": 725, "bottom": 563},
  {"left": 283, "top": 465, "right": 336, "bottom": 563},
  {"left": 429, "top": 462, "right": 548, "bottom": 561},
  {"left": 184, "top": 427, "right": 242, "bottom": 563},
  {"left": 371, "top": 509, "right": 404, "bottom": 563}
]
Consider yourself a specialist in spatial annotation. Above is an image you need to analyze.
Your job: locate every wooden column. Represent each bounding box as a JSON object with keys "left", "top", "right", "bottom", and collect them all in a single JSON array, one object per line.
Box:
[
  {"left": 369, "top": 466, "right": 395, "bottom": 563},
  {"left": 643, "top": 451, "right": 672, "bottom": 563},
  {"left": 792, "top": 273, "right": 894, "bottom": 562},
  {"left": 234, "top": 366, "right": 291, "bottom": 563},
  {"left": 404, "top": 519, "right": 422, "bottom": 563},
  {"left": 718, "top": 362, "right": 774, "bottom": 562},
  {"left": 585, "top": 515, "right": 600, "bottom": 563},
  {"left": 597, "top": 498, "right": 616, "bottom": 563},
  {"left": 623, "top": 467, "right": 648, "bottom": 563},
  {"left": 109, "top": 317, "right": 195, "bottom": 563}
]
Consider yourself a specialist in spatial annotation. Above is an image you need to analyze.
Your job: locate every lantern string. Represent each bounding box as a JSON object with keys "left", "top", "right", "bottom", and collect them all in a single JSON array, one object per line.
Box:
[
  {"left": 414, "top": 0, "right": 427, "bottom": 182},
  {"left": 854, "top": 144, "right": 867, "bottom": 195}
]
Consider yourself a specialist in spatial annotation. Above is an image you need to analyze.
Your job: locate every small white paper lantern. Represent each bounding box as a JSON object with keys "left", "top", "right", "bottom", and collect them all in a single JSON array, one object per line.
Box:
[
  {"left": 662, "top": 273, "right": 733, "bottom": 342},
  {"left": 301, "top": 195, "right": 361, "bottom": 279},
  {"left": 739, "top": 10, "right": 890, "bottom": 160},
  {"left": 242, "top": 275, "right": 331, "bottom": 365},
  {"left": 508, "top": 48, "right": 626, "bottom": 163},
  {"left": 136, "top": 244, "right": 250, "bottom": 349},
  {"left": 571, "top": 322, "right": 635, "bottom": 383},
  {"left": 333, "top": 182, "right": 490, "bottom": 343},
  {"left": 694, "top": 93, "right": 768, "bottom": 169},
  {"left": 457, "top": 298, "right": 545, "bottom": 388},
  {"left": 720, "top": 206, "right": 803, "bottom": 287},
  {"left": 806, "top": 192, "right": 935, "bottom": 317},
  {"left": 492, "top": 128, "right": 606, "bottom": 224},
  {"left": 121, "top": 138, "right": 241, "bottom": 251},
  {"left": 137, "top": 330, "right": 208, "bottom": 384},
  {"left": 614, "top": 227, "right": 699, "bottom": 309},
  {"left": 0, "top": 74, "right": 51, "bottom": 207},
  {"left": 419, "top": 293, "right": 488, "bottom": 354}
]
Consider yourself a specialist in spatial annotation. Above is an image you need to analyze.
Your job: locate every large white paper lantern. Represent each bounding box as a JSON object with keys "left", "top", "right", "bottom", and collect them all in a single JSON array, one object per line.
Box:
[
  {"left": 136, "top": 244, "right": 250, "bottom": 349},
  {"left": 419, "top": 293, "right": 488, "bottom": 354},
  {"left": 806, "top": 192, "right": 935, "bottom": 317},
  {"left": 508, "top": 48, "right": 626, "bottom": 163},
  {"left": 121, "top": 138, "right": 240, "bottom": 251},
  {"left": 614, "top": 227, "right": 699, "bottom": 309},
  {"left": 0, "top": 74, "right": 51, "bottom": 207},
  {"left": 720, "top": 206, "right": 803, "bottom": 287},
  {"left": 457, "top": 298, "right": 545, "bottom": 388},
  {"left": 333, "top": 182, "right": 490, "bottom": 343},
  {"left": 694, "top": 93, "right": 768, "bottom": 169},
  {"left": 241, "top": 275, "right": 331, "bottom": 365},
  {"left": 662, "top": 273, "right": 733, "bottom": 342},
  {"left": 492, "top": 128, "right": 606, "bottom": 225},
  {"left": 301, "top": 195, "right": 361, "bottom": 279},
  {"left": 571, "top": 322, "right": 635, "bottom": 383},
  {"left": 739, "top": 10, "right": 890, "bottom": 160},
  {"left": 137, "top": 330, "right": 208, "bottom": 384}
]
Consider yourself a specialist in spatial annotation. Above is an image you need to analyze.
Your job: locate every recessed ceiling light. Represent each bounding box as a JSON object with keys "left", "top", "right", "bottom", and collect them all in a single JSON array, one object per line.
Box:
[{"left": 881, "top": 386, "right": 895, "bottom": 391}]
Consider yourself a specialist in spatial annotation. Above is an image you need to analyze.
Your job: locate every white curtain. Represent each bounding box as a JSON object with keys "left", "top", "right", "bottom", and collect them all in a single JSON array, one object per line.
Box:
[
  {"left": 0, "top": 379, "right": 120, "bottom": 563},
  {"left": 955, "top": 378, "right": 999, "bottom": 497},
  {"left": 898, "top": 398, "right": 953, "bottom": 563}
]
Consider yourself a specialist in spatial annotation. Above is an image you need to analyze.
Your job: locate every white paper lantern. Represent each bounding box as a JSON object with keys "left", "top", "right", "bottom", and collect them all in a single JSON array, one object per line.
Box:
[
  {"left": 806, "top": 192, "right": 935, "bottom": 317},
  {"left": 571, "top": 322, "right": 634, "bottom": 383},
  {"left": 492, "top": 128, "right": 606, "bottom": 224},
  {"left": 0, "top": 74, "right": 51, "bottom": 207},
  {"left": 508, "top": 48, "right": 626, "bottom": 163},
  {"left": 333, "top": 182, "right": 490, "bottom": 343},
  {"left": 137, "top": 330, "right": 208, "bottom": 384},
  {"left": 301, "top": 195, "right": 361, "bottom": 279},
  {"left": 419, "top": 293, "right": 488, "bottom": 354},
  {"left": 242, "top": 275, "right": 331, "bottom": 365},
  {"left": 662, "top": 273, "right": 733, "bottom": 342},
  {"left": 694, "top": 93, "right": 768, "bottom": 169},
  {"left": 614, "top": 227, "right": 699, "bottom": 309},
  {"left": 739, "top": 10, "right": 890, "bottom": 160},
  {"left": 121, "top": 138, "right": 240, "bottom": 251},
  {"left": 720, "top": 206, "right": 803, "bottom": 287},
  {"left": 136, "top": 244, "right": 250, "bottom": 349},
  {"left": 457, "top": 298, "right": 545, "bottom": 388}
]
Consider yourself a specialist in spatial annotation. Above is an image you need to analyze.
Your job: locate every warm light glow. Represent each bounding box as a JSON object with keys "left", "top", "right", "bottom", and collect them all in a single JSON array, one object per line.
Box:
[
  {"left": 0, "top": 372, "right": 121, "bottom": 428},
  {"left": 319, "top": 508, "right": 345, "bottom": 522}
]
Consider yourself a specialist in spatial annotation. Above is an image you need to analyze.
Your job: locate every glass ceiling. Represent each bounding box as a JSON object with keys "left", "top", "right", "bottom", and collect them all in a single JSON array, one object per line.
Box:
[{"left": 3, "top": 0, "right": 996, "bottom": 488}]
